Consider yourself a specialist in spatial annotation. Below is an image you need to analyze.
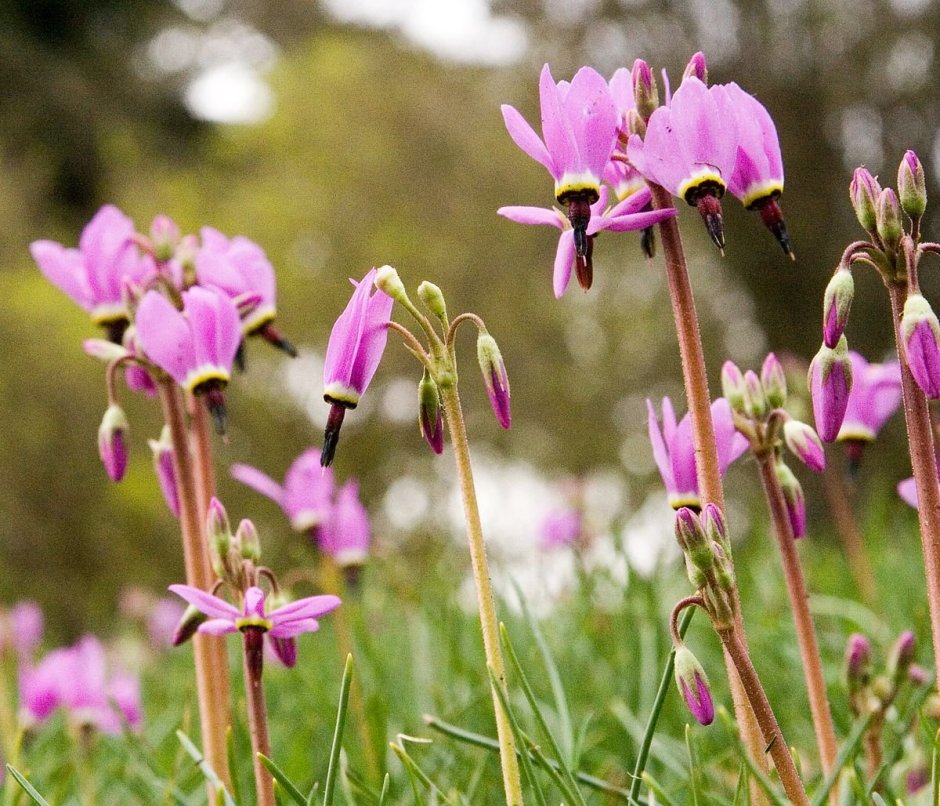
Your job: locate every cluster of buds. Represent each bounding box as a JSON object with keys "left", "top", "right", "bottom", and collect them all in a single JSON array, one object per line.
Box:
[
  {"left": 844, "top": 631, "right": 928, "bottom": 724},
  {"left": 674, "top": 504, "right": 736, "bottom": 629},
  {"left": 722, "top": 354, "right": 826, "bottom": 537}
]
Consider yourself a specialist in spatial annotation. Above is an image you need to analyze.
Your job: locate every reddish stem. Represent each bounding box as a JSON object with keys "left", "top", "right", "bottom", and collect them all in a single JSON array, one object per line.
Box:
[{"left": 243, "top": 628, "right": 275, "bottom": 806}]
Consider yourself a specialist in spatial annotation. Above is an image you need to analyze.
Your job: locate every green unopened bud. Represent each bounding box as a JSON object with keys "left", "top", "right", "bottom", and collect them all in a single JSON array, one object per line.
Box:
[
  {"left": 898, "top": 150, "right": 927, "bottom": 220},
  {"left": 374, "top": 264, "right": 408, "bottom": 304},
  {"left": 624, "top": 108, "right": 646, "bottom": 139},
  {"left": 876, "top": 188, "right": 903, "bottom": 253},
  {"left": 703, "top": 585, "right": 734, "bottom": 630},
  {"left": 886, "top": 630, "right": 916, "bottom": 684},
  {"left": 721, "top": 361, "right": 747, "bottom": 415},
  {"left": 701, "top": 503, "right": 732, "bottom": 560},
  {"left": 418, "top": 371, "right": 444, "bottom": 454},
  {"left": 236, "top": 518, "right": 261, "bottom": 562},
  {"left": 675, "top": 508, "right": 713, "bottom": 572},
  {"left": 760, "top": 353, "right": 787, "bottom": 409},
  {"left": 673, "top": 644, "right": 714, "bottom": 725},
  {"left": 207, "top": 497, "right": 231, "bottom": 564},
  {"left": 684, "top": 555, "right": 707, "bottom": 589},
  {"left": 417, "top": 281, "right": 447, "bottom": 321},
  {"left": 172, "top": 603, "right": 208, "bottom": 646},
  {"left": 775, "top": 460, "right": 807, "bottom": 538},
  {"left": 743, "top": 370, "right": 768, "bottom": 419},
  {"left": 850, "top": 168, "right": 881, "bottom": 236},
  {"left": 822, "top": 266, "right": 854, "bottom": 349},
  {"left": 631, "top": 59, "right": 659, "bottom": 122},
  {"left": 97, "top": 404, "right": 130, "bottom": 483},
  {"left": 477, "top": 332, "right": 511, "bottom": 429}
]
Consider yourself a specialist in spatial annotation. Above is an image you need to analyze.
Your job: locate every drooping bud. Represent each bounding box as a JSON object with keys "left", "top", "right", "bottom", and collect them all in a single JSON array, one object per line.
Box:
[
  {"left": 876, "top": 188, "right": 903, "bottom": 253},
  {"left": 897, "top": 150, "right": 927, "bottom": 221},
  {"left": 721, "top": 361, "right": 747, "bottom": 415},
  {"left": 177, "top": 234, "right": 199, "bottom": 287},
  {"left": 150, "top": 215, "right": 181, "bottom": 262},
  {"left": 207, "top": 497, "right": 231, "bottom": 549},
  {"left": 901, "top": 293, "right": 940, "bottom": 399},
  {"left": 674, "top": 507, "right": 713, "bottom": 573},
  {"left": 742, "top": 370, "right": 767, "bottom": 419},
  {"left": 822, "top": 266, "right": 854, "bottom": 349},
  {"left": 682, "top": 51, "right": 707, "bottom": 84},
  {"left": 418, "top": 371, "right": 444, "bottom": 454},
  {"left": 783, "top": 420, "right": 826, "bottom": 472},
  {"left": 808, "top": 335, "right": 853, "bottom": 441},
  {"left": 477, "top": 332, "right": 511, "bottom": 429},
  {"left": 98, "top": 404, "right": 130, "bottom": 482},
  {"left": 631, "top": 59, "right": 659, "bottom": 122},
  {"left": 373, "top": 264, "right": 408, "bottom": 304},
  {"left": 886, "top": 630, "right": 916, "bottom": 683},
  {"left": 775, "top": 460, "right": 806, "bottom": 538},
  {"left": 417, "top": 281, "right": 447, "bottom": 322},
  {"left": 844, "top": 632, "right": 872, "bottom": 693},
  {"left": 674, "top": 645, "right": 715, "bottom": 725},
  {"left": 849, "top": 167, "right": 881, "bottom": 236},
  {"left": 171, "top": 604, "right": 208, "bottom": 646},
  {"left": 83, "top": 339, "right": 129, "bottom": 363},
  {"left": 624, "top": 108, "right": 646, "bottom": 139},
  {"left": 701, "top": 502, "right": 731, "bottom": 559},
  {"left": 147, "top": 426, "right": 179, "bottom": 518},
  {"left": 760, "top": 353, "right": 788, "bottom": 410},
  {"left": 235, "top": 518, "right": 261, "bottom": 563}
]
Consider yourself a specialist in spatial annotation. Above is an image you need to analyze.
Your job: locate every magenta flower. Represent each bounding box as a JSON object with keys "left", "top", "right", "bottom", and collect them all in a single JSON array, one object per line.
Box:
[
  {"left": 628, "top": 76, "right": 738, "bottom": 249},
  {"left": 808, "top": 337, "right": 853, "bottom": 442},
  {"left": 502, "top": 64, "right": 620, "bottom": 269},
  {"left": 901, "top": 293, "right": 940, "bottom": 399},
  {"left": 97, "top": 404, "right": 130, "bottom": 482},
  {"left": 30, "top": 205, "right": 156, "bottom": 338},
  {"left": 674, "top": 645, "right": 714, "bottom": 726},
  {"left": 148, "top": 427, "right": 180, "bottom": 518},
  {"left": 498, "top": 185, "right": 673, "bottom": 296},
  {"left": 647, "top": 397, "right": 748, "bottom": 509},
  {"left": 168, "top": 584, "right": 340, "bottom": 668},
  {"left": 775, "top": 460, "right": 807, "bottom": 538},
  {"left": 321, "top": 268, "right": 394, "bottom": 466},
  {"left": 319, "top": 480, "right": 370, "bottom": 567},
  {"left": 231, "top": 448, "right": 335, "bottom": 532},
  {"left": 539, "top": 507, "right": 582, "bottom": 550},
  {"left": 837, "top": 352, "right": 901, "bottom": 466},
  {"left": 782, "top": 420, "right": 826, "bottom": 473},
  {"left": 5, "top": 602, "right": 43, "bottom": 658}
]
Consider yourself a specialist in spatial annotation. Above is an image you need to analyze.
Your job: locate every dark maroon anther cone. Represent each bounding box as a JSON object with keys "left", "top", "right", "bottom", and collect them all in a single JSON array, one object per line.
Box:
[
  {"left": 202, "top": 384, "right": 228, "bottom": 435},
  {"left": 756, "top": 197, "right": 793, "bottom": 259},
  {"left": 103, "top": 318, "right": 130, "bottom": 345},
  {"left": 566, "top": 195, "right": 593, "bottom": 258},
  {"left": 243, "top": 626, "right": 265, "bottom": 679},
  {"left": 641, "top": 224, "right": 656, "bottom": 259},
  {"left": 321, "top": 402, "right": 348, "bottom": 467},
  {"left": 843, "top": 439, "right": 866, "bottom": 478},
  {"left": 694, "top": 194, "right": 725, "bottom": 251},
  {"left": 260, "top": 322, "right": 298, "bottom": 358},
  {"left": 575, "top": 235, "right": 594, "bottom": 290},
  {"left": 234, "top": 341, "right": 247, "bottom": 373},
  {"left": 342, "top": 564, "right": 363, "bottom": 595}
]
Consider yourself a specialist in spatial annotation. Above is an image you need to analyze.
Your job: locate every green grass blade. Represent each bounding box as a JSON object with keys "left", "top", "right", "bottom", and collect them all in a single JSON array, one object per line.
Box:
[
  {"left": 389, "top": 735, "right": 449, "bottom": 805},
  {"left": 628, "top": 605, "right": 694, "bottom": 804},
  {"left": 258, "top": 754, "right": 307, "bottom": 806},
  {"left": 685, "top": 724, "right": 701, "bottom": 806},
  {"left": 641, "top": 771, "right": 680, "bottom": 806},
  {"left": 377, "top": 773, "right": 390, "bottom": 806},
  {"left": 323, "top": 654, "right": 354, "bottom": 806},
  {"left": 175, "top": 730, "right": 236, "bottom": 806},
  {"left": 305, "top": 781, "right": 320, "bottom": 806},
  {"left": 809, "top": 712, "right": 873, "bottom": 806},
  {"left": 732, "top": 762, "right": 748, "bottom": 805},
  {"left": 5, "top": 765, "right": 51, "bottom": 806},
  {"left": 499, "top": 622, "right": 586, "bottom": 806}
]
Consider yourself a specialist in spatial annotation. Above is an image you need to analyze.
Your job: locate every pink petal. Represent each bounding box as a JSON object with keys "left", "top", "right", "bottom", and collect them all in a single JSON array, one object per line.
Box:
[
  {"left": 135, "top": 291, "right": 196, "bottom": 385},
  {"left": 270, "top": 594, "right": 341, "bottom": 624},
  {"left": 497, "top": 206, "right": 565, "bottom": 228},
  {"left": 183, "top": 286, "right": 241, "bottom": 372},
  {"left": 168, "top": 584, "right": 239, "bottom": 621},
  {"left": 539, "top": 64, "right": 573, "bottom": 181},
  {"left": 646, "top": 399, "right": 675, "bottom": 493},
  {"left": 605, "top": 186, "right": 653, "bottom": 218},
  {"left": 230, "top": 463, "right": 287, "bottom": 508},
  {"left": 501, "top": 105, "right": 554, "bottom": 173},
  {"left": 898, "top": 477, "right": 919, "bottom": 508},
  {"left": 552, "top": 229, "right": 576, "bottom": 298},
  {"left": 198, "top": 619, "right": 239, "bottom": 636},
  {"left": 269, "top": 618, "right": 321, "bottom": 638},
  {"left": 670, "top": 77, "right": 737, "bottom": 180},
  {"left": 596, "top": 207, "right": 676, "bottom": 234},
  {"left": 31, "top": 241, "right": 94, "bottom": 312},
  {"left": 564, "top": 66, "right": 619, "bottom": 177}
]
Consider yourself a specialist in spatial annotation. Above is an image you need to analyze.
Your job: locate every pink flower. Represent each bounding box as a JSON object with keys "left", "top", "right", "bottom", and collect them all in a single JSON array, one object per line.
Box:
[
  {"left": 837, "top": 352, "right": 901, "bottom": 466},
  {"left": 539, "top": 507, "right": 582, "bottom": 550},
  {"left": 168, "top": 584, "right": 340, "bottom": 667},
  {"left": 498, "top": 186, "right": 673, "bottom": 297},
  {"left": 901, "top": 294, "right": 940, "bottom": 399},
  {"left": 231, "top": 448, "right": 335, "bottom": 532},
  {"left": 808, "top": 337, "right": 853, "bottom": 442},
  {"left": 5, "top": 602, "right": 43, "bottom": 658},
  {"left": 97, "top": 404, "right": 129, "bottom": 483},
  {"left": 647, "top": 397, "right": 748, "bottom": 509},
  {"left": 319, "top": 480, "right": 370, "bottom": 567},
  {"left": 321, "top": 268, "right": 394, "bottom": 466},
  {"left": 674, "top": 645, "right": 714, "bottom": 726},
  {"left": 30, "top": 205, "right": 156, "bottom": 334},
  {"left": 148, "top": 427, "right": 180, "bottom": 518}
]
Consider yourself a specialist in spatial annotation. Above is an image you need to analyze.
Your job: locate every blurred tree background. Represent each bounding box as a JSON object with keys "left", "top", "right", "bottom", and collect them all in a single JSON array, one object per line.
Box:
[{"left": 1, "top": 0, "right": 937, "bottom": 634}]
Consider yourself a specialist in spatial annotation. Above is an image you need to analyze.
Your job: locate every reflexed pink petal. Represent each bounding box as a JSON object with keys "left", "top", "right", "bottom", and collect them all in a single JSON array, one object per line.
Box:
[
  {"left": 500, "top": 105, "right": 554, "bottom": 174},
  {"left": 183, "top": 286, "right": 241, "bottom": 372},
  {"left": 168, "top": 584, "right": 240, "bottom": 621},
  {"left": 539, "top": 64, "right": 573, "bottom": 181},
  {"left": 270, "top": 594, "right": 341, "bottom": 624},
  {"left": 608, "top": 67, "right": 634, "bottom": 118},
  {"left": 599, "top": 207, "right": 676, "bottom": 233},
  {"left": 230, "top": 463, "right": 287, "bottom": 508},
  {"left": 564, "top": 66, "right": 619, "bottom": 177},
  {"left": 647, "top": 399, "right": 676, "bottom": 493},
  {"left": 898, "top": 477, "right": 919, "bottom": 508},
  {"left": 30, "top": 241, "right": 94, "bottom": 312},
  {"left": 552, "top": 229, "right": 576, "bottom": 298},
  {"left": 269, "top": 618, "right": 321, "bottom": 638},
  {"left": 136, "top": 291, "right": 196, "bottom": 385},
  {"left": 243, "top": 587, "right": 267, "bottom": 619},
  {"left": 605, "top": 186, "right": 653, "bottom": 218},
  {"left": 497, "top": 206, "right": 564, "bottom": 228},
  {"left": 670, "top": 77, "right": 737, "bottom": 180},
  {"left": 198, "top": 619, "right": 240, "bottom": 635},
  {"left": 712, "top": 398, "right": 749, "bottom": 474},
  {"left": 319, "top": 481, "right": 370, "bottom": 564},
  {"left": 284, "top": 449, "right": 334, "bottom": 529}
]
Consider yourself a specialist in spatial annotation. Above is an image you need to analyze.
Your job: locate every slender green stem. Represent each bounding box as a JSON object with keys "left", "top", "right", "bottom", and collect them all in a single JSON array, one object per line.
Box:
[
  {"left": 629, "top": 606, "right": 694, "bottom": 804},
  {"left": 439, "top": 383, "right": 524, "bottom": 805},
  {"left": 756, "top": 454, "right": 839, "bottom": 793},
  {"left": 243, "top": 630, "right": 275, "bottom": 806}
]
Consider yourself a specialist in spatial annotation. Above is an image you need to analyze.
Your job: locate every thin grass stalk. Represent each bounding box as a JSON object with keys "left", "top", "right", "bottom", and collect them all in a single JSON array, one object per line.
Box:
[
  {"left": 756, "top": 454, "right": 839, "bottom": 791},
  {"left": 439, "top": 383, "right": 524, "bottom": 805}
]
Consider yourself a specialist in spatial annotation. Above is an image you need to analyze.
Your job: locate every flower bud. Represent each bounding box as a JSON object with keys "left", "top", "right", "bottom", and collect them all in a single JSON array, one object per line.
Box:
[
  {"left": 844, "top": 633, "right": 872, "bottom": 691},
  {"left": 876, "top": 188, "right": 903, "bottom": 253},
  {"left": 808, "top": 335, "right": 853, "bottom": 442},
  {"left": 631, "top": 59, "right": 659, "bottom": 122},
  {"left": 850, "top": 167, "right": 881, "bottom": 235},
  {"left": 418, "top": 371, "right": 444, "bottom": 454},
  {"left": 477, "top": 332, "right": 511, "bottom": 429},
  {"left": 898, "top": 150, "right": 926, "bottom": 220},
  {"left": 83, "top": 339, "right": 129, "bottom": 363},
  {"left": 171, "top": 603, "right": 208, "bottom": 646},
  {"left": 148, "top": 426, "right": 179, "bottom": 518},
  {"left": 887, "top": 630, "right": 916, "bottom": 683},
  {"left": 775, "top": 460, "right": 806, "bottom": 538},
  {"left": 822, "top": 266, "right": 854, "bottom": 349},
  {"left": 760, "top": 353, "right": 788, "bottom": 410},
  {"left": 720, "top": 361, "right": 747, "bottom": 415},
  {"left": 674, "top": 645, "right": 714, "bottom": 725},
  {"left": 682, "top": 51, "right": 707, "bottom": 84},
  {"left": 417, "top": 281, "right": 447, "bottom": 321},
  {"left": 701, "top": 503, "right": 731, "bottom": 557},
  {"left": 901, "top": 293, "right": 940, "bottom": 398},
  {"left": 150, "top": 215, "right": 180, "bottom": 262},
  {"left": 675, "top": 507, "right": 713, "bottom": 572},
  {"left": 742, "top": 370, "right": 767, "bottom": 419},
  {"left": 908, "top": 664, "right": 929, "bottom": 685},
  {"left": 783, "top": 420, "right": 826, "bottom": 473},
  {"left": 373, "top": 264, "right": 408, "bottom": 304},
  {"left": 178, "top": 234, "right": 199, "bottom": 287},
  {"left": 207, "top": 497, "right": 231, "bottom": 551},
  {"left": 236, "top": 518, "right": 261, "bottom": 563},
  {"left": 98, "top": 404, "right": 130, "bottom": 482}
]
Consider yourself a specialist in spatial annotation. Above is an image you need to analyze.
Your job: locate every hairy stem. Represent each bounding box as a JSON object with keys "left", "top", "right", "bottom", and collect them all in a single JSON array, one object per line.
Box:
[
  {"left": 157, "top": 381, "right": 232, "bottom": 792},
  {"left": 243, "top": 629, "right": 274, "bottom": 806},
  {"left": 439, "top": 383, "right": 523, "bottom": 805},
  {"left": 757, "top": 454, "right": 839, "bottom": 792}
]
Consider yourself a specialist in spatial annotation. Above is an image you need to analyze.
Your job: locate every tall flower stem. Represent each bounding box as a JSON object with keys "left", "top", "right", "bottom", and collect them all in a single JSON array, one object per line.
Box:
[
  {"left": 157, "top": 381, "right": 232, "bottom": 791},
  {"left": 887, "top": 281, "right": 940, "bottom": 683},
  {"left": 188, "top": 393, "right": 217, "bottom": 522},
  {"left": 821, "top": 463, "right": 876, "bottom": 607},
  {"left": 649, "top": 182, "right": 771, "bottom": 793},
  {"left": 243, "top": 628, "right": 275, "bottom": 806},
  {"left": 439, "top": 383, "right": 523, "bottom": 806},
  {"left": 756, "top": 453, "right": 838, "bottom": 788}
]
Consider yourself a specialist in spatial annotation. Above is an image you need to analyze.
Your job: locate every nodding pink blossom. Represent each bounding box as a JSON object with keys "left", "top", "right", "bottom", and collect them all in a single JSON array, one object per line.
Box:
[
  {"left": 628, "top": 76, "right": 738, "bottom": 250},
  {"left": 647, "top": 397, "right": 748, "bottom": 509},
  {"left": 231, "top": 448, "right": 335, "bottom": 532},
  {"left": 19, "top": 635, "right": 141, "bottom": 735},
  {"left": 98, "top": 404, "right": 129, "bottom": 483},
  {"left": 195, "top": 227, "right": 296, "bottom": 357},
  {"left": 539, "top": 507, "right": 582, "bottom": 550},
  {"left": 502, "top": 65, "right": 620, "bottom": 269},
  {"left": 901, "top": 293, "right": 940, "bottom": 399},
  {"left": 30, "top": 206, "right": 156, "bottom": 339},
  {"left": 498, "top": 185, "right": 674, "bottom": 296},
  {"left": 319, "top": 480, "right": 370, "bottom": 567},
  {"left": 148, "top": 427, "right": 180, "bottom": 518},
  {"left": 674, "top": 645, "right": 714, "bottom": 726},
  {"left": 808, "top": 337, "right": 853, "bottom": 442},
  {"left": 837, "top": 352, "right": 902, "bottom": 468},
  {"left": 321, "top": 268, "right": 394, "bottom": 467},
  {"left": 135, "top": 286, "right": 242, "bottom": 431},
  {"left": 168, "top": 584, "right": 341, "bottom": 669}
]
